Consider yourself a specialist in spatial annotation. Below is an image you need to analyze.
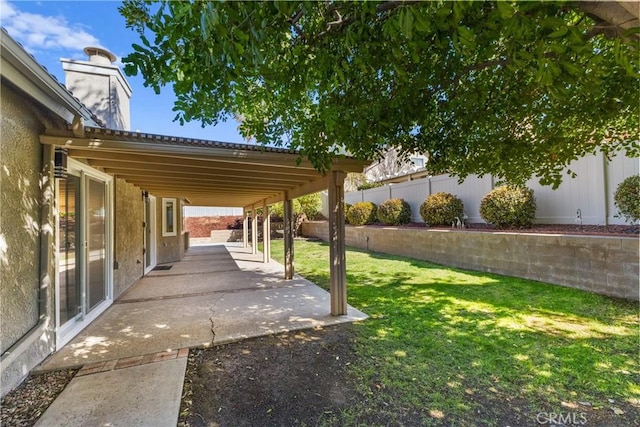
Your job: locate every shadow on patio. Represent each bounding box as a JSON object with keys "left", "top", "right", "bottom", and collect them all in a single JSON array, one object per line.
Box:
[{"left": 37, "top": 243, "right": 368, "bottom": 371}]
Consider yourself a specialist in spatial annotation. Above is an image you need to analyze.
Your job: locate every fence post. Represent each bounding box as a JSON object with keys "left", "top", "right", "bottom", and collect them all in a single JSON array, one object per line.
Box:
[{"left": 602, "top": 153, "right": 610, "bottom": 226}]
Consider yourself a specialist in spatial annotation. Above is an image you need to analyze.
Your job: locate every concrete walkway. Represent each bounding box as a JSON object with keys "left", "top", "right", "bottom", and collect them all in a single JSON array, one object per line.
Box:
[{"left": 35, "top": 243, "right": 367, "bottom": 426}]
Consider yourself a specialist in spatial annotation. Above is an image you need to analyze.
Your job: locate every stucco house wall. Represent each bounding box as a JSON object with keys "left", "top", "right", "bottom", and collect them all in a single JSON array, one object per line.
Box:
[
  {"left": 0, "top": 31, "right": 191, "bottom": 397},
  {"left": 0, "top": 83, "right": 56, "bottom": 396},
  {"left": 113, "top": 178, "right": 144, "bottom": 298},
  {"left": 156, "top": 197, "right": 185, "bottom": 264}
]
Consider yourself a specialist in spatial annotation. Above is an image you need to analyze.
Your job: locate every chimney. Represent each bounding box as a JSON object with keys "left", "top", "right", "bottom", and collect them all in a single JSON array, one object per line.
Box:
[{"left": 61, "top": 47, "right": 132, "bottom": 130}]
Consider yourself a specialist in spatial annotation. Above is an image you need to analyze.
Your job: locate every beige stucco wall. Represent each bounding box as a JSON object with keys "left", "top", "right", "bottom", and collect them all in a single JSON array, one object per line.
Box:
[
  {"left": 113, "top": 178, "right": 143, "bottom": 298},
  {"left": 0, "top": 84, "right": 55, "bottom": 396},
  {"left": 301, "top": 221, "right": 640, "bottom": 300},
  {"left": 156, "top": 197, "right": 184, "bottom": 264}
]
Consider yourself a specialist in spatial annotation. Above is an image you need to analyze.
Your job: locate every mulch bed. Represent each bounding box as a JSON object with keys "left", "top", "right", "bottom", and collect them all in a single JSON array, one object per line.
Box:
[
  {"left": 0, "top": 369, "right": 78, "bottom": 427},
  {"left": 365, "top": 222, "right": 639, "bottom": 237},
  {"left": 178, "top": 325, "right": 360, "bottom": 427}
]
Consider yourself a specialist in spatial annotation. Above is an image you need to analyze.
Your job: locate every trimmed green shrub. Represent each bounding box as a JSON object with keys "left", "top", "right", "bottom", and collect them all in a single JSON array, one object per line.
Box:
[
  {"left": 480, "top": 185, "right": 536, "bottom": 228},
  {"left": 420, "top": 192, "right": 464, "bottom": 226},
  {"left": 614, "top": 175, "right": 640, "bottom": 223},
  {"left": 346, "top": 201, "right": 377, "bottom": 226},
  {"left": 344, "top": 203, "right": 352, "bottom": 225},
  {"left": 377, "top": 198, "right": 412, "bottom": 225}
]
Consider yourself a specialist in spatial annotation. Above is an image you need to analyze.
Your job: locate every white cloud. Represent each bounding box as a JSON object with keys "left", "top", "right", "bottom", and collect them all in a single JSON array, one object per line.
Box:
[{"left": 0, "top": 0, "right": 102, "bottom": 55}]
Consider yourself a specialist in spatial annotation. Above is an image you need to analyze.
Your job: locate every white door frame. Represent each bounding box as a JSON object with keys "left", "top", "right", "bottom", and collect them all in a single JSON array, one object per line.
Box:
[
  {"left": 55, "top": 158, "right": 113, "bottom": 350},
  {"left": 144, "top": 195, "right": 157, "bottom": 274}
]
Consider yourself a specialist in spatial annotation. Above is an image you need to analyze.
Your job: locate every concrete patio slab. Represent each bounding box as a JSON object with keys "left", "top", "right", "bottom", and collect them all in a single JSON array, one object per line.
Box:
[
  {"left": 35, "top": 357, "right": 187, "bottom": 427},
  {"left": 36, "top": 244, "right": 368, "bottom": 371}
]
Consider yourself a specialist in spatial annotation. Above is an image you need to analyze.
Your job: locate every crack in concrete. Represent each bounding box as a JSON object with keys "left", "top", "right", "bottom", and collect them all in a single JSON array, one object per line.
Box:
[
  {"left": 209, "top": 313, "right": 216, "bottom": 347},
  {"left": 208, "top": 293, "right": 227, "bottom": 346}
]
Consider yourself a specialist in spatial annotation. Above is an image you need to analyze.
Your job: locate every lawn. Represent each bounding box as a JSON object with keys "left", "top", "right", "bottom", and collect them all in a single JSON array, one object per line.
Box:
[{"left": 268, "top": 239, "right": 639, "bottom": 426}]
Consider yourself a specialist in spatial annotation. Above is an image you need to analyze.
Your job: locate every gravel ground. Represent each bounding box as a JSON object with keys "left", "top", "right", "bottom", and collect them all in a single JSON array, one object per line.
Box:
[{"left": 1, "top": 369, "right": 78, "bottom": 427}]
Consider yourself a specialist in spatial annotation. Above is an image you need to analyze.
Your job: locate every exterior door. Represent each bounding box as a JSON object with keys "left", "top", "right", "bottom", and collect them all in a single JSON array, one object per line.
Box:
[
  {"left": 58, "top": 175, "right": 82, "bottom": 327},
  {"left": 144, "top": 195, "right": 156, "bottom": 274},
  {"left": 86, "top": 177, "right": 107, "bottom": 311},
  {"left": 56, "top": 159, "right": 112, "bottom": 349}
]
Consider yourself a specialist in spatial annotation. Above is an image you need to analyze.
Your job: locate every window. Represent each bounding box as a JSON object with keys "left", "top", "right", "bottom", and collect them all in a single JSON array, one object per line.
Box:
[
  {"left": 410, "top": 157, "right": 425, "bottom": 168},
  {"left": 162, "top": 198, "right": 177, "bottom": 236}
]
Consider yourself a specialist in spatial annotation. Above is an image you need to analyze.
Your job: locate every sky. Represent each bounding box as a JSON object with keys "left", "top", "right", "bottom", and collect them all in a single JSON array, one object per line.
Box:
[{"left": 0, "top": 0, "right": 246, "bottom": 142}]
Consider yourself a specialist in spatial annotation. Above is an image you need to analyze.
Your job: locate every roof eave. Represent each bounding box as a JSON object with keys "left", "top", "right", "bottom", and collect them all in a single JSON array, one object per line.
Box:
[{"left": 1, "top": 28, "right": 103, "bottom": 127}]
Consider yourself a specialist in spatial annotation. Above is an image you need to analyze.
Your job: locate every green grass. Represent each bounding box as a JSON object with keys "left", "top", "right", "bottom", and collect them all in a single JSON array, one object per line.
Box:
[{"left": 267, "top": 240, "right": 639, "bottom": 426}]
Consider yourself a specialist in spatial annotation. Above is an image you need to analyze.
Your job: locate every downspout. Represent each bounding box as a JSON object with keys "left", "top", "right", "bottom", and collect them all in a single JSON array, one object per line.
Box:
[{"left": 112, "top": 176, "right": 118, "bottom": 272}]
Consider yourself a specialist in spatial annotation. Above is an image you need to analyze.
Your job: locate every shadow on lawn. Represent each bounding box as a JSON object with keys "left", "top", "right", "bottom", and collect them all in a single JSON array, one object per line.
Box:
[{"left": 300, "top": 243, "right": 639, "bottom": 426}]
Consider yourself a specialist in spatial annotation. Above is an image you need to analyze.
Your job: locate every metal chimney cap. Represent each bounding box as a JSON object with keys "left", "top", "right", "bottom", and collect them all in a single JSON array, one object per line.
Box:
[{"left": 83, "top": 46, "right": 116, "bottom": 63}]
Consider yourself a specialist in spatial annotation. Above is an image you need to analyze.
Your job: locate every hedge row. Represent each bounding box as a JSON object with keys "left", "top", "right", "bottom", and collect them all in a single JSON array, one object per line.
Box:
[
  {"left": 343, "top": 185, "right": 544, "bottom": 229},
  {"left": 340, "top": 176, "right": 640, "bottom": 228}
]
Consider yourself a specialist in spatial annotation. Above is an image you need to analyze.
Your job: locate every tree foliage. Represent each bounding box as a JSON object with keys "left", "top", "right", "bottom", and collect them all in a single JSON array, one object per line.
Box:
[
  {"left": 120, "top": 1, "right": 639, "bottom": 188},
  {"left": 269, "top": 192, "right": 322, "bottom": 220}
]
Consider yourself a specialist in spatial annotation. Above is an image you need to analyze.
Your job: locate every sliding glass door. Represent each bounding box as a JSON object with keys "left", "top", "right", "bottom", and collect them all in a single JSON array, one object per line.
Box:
[
  {"left": 58, "top": 175, "right": 82, "bottom": 326},
  {"left": 86, "top": 177, "right": 107, "bottom": 310},
  {"left": 56, "top": 160, "right": 112, "bottom": 348}
]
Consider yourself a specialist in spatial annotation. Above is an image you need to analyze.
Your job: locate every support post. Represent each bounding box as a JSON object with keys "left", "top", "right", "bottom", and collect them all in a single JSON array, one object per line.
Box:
[
  {"left": 242, "top": 208, "right": 249, "bottom": 248},
  {"left": 328, "top": 171, "right": 347, "bottom": 315},
  {"left": 262, "top": 200, "right": 271, "bottom": 263},
  {"left": 251, "top": 204, "right": 258, "bottom": 255},
  {"left": 283, "top": 194, "right": 294, "bottom": 279}
]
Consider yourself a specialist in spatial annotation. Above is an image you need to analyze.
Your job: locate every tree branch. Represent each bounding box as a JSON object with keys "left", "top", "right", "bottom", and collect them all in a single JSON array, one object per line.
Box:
[
  {"left": 442, "top": 58, "right": 509, "bottom": 94},
  {"left": 314, "top": 0, "right": 422, "bottom": 40},
  {"left": 288, "top": 9, "right": 307, "bottom": 40}
]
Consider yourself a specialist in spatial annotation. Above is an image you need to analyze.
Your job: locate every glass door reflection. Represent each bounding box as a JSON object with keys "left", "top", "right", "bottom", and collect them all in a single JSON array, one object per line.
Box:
[{"left": 86, "top": 177, "right": 107, "bottom": 311}]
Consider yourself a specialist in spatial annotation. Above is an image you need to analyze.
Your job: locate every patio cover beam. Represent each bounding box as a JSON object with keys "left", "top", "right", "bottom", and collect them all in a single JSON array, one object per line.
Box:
[
  {"left": 262, "top": 200, "right": 271, "bottom": 264},
  {"left": 40, "top": 126, "right": 366, "bottom": 316},
  {"left": 66, "top": 149, "right": 321, "bottom": 178},
  {"left": 251, "top": 204, "right": 258, "bottom": 255},
  {"left": 283, "top": 194, "right": 294, "bottom": 280},
  {"left": 243, "top": 208, "right": 249, "bottom": 249}
]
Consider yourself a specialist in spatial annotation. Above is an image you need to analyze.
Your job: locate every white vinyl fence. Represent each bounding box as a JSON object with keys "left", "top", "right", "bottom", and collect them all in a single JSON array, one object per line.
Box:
[{"left": 344, "top": 152, "right": 639, "bottom": 225}]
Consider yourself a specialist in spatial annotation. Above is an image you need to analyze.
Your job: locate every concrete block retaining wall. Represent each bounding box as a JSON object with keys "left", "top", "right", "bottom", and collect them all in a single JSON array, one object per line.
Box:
[{"left": 301, "top": 221, "right": 639, "bottom": 300}]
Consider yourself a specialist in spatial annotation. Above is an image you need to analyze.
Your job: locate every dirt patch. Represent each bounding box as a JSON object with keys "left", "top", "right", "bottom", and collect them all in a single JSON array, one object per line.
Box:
[{"left": 179, "top": 325, "right": 360, "bottom": 427}]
